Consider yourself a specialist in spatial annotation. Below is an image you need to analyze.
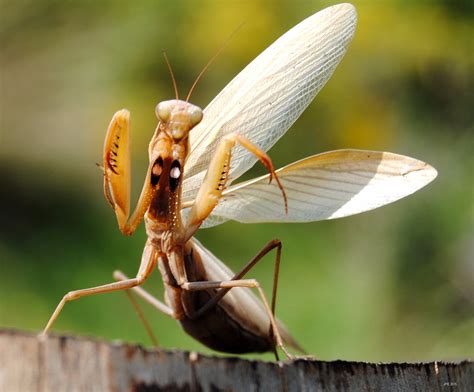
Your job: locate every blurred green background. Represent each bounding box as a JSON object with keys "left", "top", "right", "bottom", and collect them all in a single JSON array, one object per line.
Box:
[{"left": 1, "top": 0, "right": 473, "bottom": 362}]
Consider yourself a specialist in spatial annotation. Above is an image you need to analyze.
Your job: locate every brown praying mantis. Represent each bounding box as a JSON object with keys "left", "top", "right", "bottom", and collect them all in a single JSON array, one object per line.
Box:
[{"left": 41, "top": 4, "right": 437, "bottom": 359}]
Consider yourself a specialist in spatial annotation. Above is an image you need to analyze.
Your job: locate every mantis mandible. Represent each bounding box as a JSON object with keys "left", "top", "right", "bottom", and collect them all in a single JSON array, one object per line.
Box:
[{"left": 41, "top": 4, "right": 437, "bottom": 359}]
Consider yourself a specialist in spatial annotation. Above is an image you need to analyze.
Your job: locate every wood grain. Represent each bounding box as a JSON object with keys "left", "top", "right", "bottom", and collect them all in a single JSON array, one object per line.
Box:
[{"left": 0, "top": 329, "right": 471, "bottom": 392}]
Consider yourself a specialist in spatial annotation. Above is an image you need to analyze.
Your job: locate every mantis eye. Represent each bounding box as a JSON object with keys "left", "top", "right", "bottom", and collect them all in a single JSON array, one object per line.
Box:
[
  {"left": 156, "top": 101, "right": 172, "bottom": 122},
  {"left": 189, "top": 107, "right": 203, "bottom": 126}
]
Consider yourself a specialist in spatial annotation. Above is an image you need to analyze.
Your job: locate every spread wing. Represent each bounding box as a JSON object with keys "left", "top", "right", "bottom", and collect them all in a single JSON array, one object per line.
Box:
[
  {"left": 194, "top": 150, "right": 437, "bottom": 227},
  {"left": 182, "top": 4, "right": 357, "bottom": 203}
]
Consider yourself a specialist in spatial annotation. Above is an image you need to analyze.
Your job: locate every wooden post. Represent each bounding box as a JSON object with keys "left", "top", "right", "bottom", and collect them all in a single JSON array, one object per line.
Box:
[{"left": 0, "top": 329, "right": 472, "bottom": 391}]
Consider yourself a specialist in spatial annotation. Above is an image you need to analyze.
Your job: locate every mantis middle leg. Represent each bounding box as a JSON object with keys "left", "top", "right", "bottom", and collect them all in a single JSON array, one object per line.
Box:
[{"left": 40, "top": 241, "right": 158, "bottom": 336}]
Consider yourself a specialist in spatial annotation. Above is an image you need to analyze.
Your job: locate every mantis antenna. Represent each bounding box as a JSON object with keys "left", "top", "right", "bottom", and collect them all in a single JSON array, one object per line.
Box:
[
  {"left": 186, "top": 23, "right": 244, "bottom": 103},
  {"left": 162, "top": 51, "right": 179, "bottom": 100}
]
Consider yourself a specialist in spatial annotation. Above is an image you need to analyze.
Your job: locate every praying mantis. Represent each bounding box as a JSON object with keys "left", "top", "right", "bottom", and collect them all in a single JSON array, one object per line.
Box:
[{"left": 41, "top": 4, "right": 437, "bottom": 359}]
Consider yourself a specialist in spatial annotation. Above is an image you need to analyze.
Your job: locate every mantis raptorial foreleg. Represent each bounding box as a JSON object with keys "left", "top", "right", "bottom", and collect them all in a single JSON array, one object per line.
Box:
[
  {"left": 103, "top": 110, "right": 155, "bottom": 236},
  {"left": 40, "top": 242, "right": 158, "bottom": 336},
  {"left": 182, "top": 133, "right": 287, "bottom": 241}
]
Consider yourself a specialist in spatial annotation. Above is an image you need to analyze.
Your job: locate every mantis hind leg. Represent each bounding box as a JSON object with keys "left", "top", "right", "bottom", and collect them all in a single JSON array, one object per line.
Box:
[
  {"left": 195, "top": 239, "right": 283, "bottom": 319},
  {"left": 183, "top": 277, "right": 292, "bottom": 359},
  {"left": 189, "top": 239, "right": 303, "bottom": 360},
  {"left": 113, "top": 270, "right": 174, "bottom": 347},
  {"left": 124, "top": 286, "right": 159, "bottom": 347}
]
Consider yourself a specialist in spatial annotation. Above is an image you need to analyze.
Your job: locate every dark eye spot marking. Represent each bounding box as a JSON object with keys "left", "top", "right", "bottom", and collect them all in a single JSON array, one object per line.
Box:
[
  {"left": 170, "top": 160, "right": 181, "bottom": 191},
  {"left": 151, "top": 157, "right": 163, "bottom": 186}
]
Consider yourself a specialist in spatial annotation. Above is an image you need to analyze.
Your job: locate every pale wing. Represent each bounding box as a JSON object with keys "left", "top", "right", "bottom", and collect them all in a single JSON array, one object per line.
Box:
[
  {"left": 197, "top": 150, "right": 437, "bottom": 226},
  {"left": 182, "top": 4, "right": 357, "bottom": 203},
  {"left": 189, "top": 237, "right": 302, "bottom": 351}
]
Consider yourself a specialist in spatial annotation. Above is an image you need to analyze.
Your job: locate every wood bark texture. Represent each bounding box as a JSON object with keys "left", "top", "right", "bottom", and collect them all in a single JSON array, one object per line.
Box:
[{"left": 0, "top": 329, "right": 472, "bottom": 392}]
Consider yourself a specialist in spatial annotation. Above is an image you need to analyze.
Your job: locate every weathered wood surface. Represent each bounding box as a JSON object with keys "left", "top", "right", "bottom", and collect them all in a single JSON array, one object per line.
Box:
[{"left": 0, "top": 329, "right": 471, "bottom": 392}]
